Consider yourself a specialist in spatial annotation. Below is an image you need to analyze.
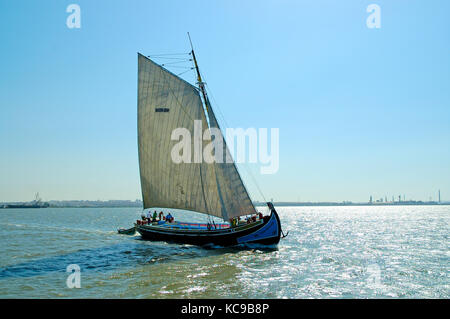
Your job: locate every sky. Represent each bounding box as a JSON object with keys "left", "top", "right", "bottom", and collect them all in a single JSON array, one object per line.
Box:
[{"left": 0, "top": 0, "right": 449, "bottom": 203}]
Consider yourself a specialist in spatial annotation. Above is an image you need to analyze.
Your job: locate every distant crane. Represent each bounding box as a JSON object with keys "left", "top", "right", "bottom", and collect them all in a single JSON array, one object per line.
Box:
[{"left": 34, "top": 192, "right": 42, "bottom": 204}]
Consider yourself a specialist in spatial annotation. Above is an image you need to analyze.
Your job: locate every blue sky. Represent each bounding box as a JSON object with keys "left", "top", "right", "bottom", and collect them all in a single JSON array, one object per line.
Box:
[{"left": 1, "top": 0, "right": 449, "bottom": 202}]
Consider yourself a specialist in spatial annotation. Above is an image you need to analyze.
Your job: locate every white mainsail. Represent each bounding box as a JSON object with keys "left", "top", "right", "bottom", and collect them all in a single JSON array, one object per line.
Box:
[{"left": 138, "top": 53, "right": 256, "bottom": 220}]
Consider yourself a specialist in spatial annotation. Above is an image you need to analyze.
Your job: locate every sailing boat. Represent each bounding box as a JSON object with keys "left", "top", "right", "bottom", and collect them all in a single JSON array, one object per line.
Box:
[{"left": 134, "top": 38, "right": 284, "bottom": 246}]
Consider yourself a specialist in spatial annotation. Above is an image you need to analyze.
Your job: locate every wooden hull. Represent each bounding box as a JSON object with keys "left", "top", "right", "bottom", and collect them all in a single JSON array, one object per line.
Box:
[{"left": 136, "top": 210, "right": 282, "bottom": 247}]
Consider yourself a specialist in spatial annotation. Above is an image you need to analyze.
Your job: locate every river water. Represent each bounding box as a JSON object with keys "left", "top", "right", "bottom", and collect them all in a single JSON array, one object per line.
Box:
[{"left": 0, "top": 205, "right": 448, "bottom": 298}]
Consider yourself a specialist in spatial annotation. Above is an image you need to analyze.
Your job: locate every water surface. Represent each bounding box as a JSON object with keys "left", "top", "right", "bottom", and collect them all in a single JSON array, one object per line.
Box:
[{"left": 0, "top": 206, "right": 448, "bottom": 298}]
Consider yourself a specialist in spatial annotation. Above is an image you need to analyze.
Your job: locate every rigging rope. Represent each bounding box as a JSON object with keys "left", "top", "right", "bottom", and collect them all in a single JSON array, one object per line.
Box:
[
  {"left": 161, "top": 59, "right": 192, "bottom": 66},
  {"left": 148, "top": 52, "right": 190, "bottom": 56},
  {"left": 177, "top": 68, "right": 195, "bottom": 76},
  {"left": 148, "top": 56, "right": 190, "bottom": 61}
]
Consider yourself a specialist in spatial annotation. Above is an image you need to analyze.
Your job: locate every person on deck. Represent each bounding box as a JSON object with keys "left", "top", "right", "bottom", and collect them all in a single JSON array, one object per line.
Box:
[
  {"left": 146, "top": 210, "right": 152, "bottom": 224},
  {"left": 166, "top": 212, "right": 174, "bottom": 223},
  {"left": 152, "top": 211, "right": 158, "bottom": 222},
  {"left": 159, "top": 211, "right": 165, "bottom": 221}
]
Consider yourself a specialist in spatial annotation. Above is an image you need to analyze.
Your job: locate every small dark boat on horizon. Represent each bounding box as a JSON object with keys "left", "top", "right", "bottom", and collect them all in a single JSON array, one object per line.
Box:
[{"left": 2, "top": 193, "right": 49, "bottom": 209}]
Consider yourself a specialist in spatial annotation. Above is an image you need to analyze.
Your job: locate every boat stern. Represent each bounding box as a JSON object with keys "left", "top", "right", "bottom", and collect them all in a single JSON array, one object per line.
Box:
[{"left": 236, "top": 202, "right": 282, "bottom": 245}]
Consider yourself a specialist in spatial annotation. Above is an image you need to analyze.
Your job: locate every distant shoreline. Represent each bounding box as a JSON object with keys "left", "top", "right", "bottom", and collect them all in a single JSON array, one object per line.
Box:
[
  {"left": 0, "top": 200, "right": 142, "bottom": 209},
  {"left": 1, "top": 200, "right": 448, "bottom": 209},
  {"left": 255, "top": 202, "right": 449, "bottom": 207}
]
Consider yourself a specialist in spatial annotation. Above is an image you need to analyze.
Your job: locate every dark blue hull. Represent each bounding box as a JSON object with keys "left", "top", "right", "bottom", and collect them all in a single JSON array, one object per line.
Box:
[{"left": 136, "top": 210, "right": 281, "bottom": 247}]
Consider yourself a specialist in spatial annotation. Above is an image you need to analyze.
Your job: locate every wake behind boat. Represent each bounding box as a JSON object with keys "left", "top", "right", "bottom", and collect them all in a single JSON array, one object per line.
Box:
[{"left": 132, "top": 35, "right": 285, "bottom": 247}]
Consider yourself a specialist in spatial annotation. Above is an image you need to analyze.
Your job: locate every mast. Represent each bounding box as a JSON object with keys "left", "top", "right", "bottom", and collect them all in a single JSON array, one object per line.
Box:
[
  {"left": 186, "top": 34, "right": 257, "bottom": 218},
  {"left": 188, "top": 32, "right": 210, "bottom": 113}
]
